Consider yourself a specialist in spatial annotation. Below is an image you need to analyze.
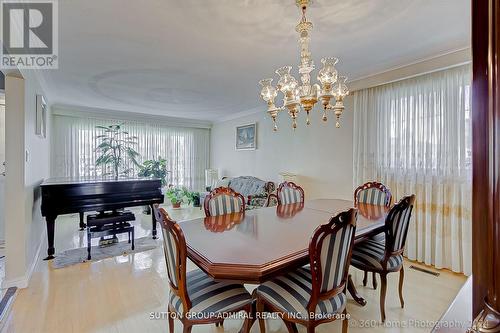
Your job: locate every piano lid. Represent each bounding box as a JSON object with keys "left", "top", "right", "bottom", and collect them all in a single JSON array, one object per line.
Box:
[{"left": 41, "top": 176, "right": 162, "bottom": 186}]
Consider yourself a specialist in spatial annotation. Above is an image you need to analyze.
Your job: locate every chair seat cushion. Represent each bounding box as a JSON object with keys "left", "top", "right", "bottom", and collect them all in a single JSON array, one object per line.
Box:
[
  {"left": 169, "top": 270, "right": 252, "bottom": 317},
  {"left": 351, "top": 237, "right": 403, "bottom": 271},
  {"left": 257, "top": 267, "right": 346, "bottom": 320}
]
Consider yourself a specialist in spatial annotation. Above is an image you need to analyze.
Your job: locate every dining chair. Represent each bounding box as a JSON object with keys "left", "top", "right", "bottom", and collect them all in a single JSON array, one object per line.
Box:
[
  {"left": 271, "top": 181, "right": 305, "bottom": 205},
  {"left": 353, "top": 181, "right": 392, "bottom": 289},
  {"left": 354, "top": 181, "right": 392, "bottom": 207},
  {"left": 204, "top": 186, "right": 245, "bottom": 217},
  {"left": 256, "top": 208, "right": 357, "bottom": 333},
  {"left": 154, "top": 206, "right": 253, "bottom": 333},
  {"left": 350, "top": 194, "right": 416, "bottom": 322}
]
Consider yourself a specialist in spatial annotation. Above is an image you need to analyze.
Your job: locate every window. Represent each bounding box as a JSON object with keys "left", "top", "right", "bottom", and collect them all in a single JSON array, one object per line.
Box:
[{"left": 52, "top": 115, "right": 210, "bottom": 190}]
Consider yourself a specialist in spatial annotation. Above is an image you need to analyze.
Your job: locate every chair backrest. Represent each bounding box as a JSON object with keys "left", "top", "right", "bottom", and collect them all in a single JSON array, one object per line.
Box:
[
  {"left": 204, "top": 187, "right": 246, "bottom": 217},
  {"left": 384, "top": 195, "right": 416, "bottom": 255},
  {"left": 307, "top": 208, "right": 357, "bottom": 312},
  {"left": 153, "top": 205, "right": 192, "bottom": 311},
  {"left": 277, "top": 182, "right": 305, "bottom": 205},
  {"left": 354, "top": 181, "right": 392, "bottom": 207}
]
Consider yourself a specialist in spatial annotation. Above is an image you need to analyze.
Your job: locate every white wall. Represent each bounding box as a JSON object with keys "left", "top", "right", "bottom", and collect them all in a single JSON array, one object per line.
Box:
[
  {"left": 4, "top": 71, "right": 50, "bottom": 288},
  {"left": 211, "top": 97, "right": 355, "bottom": 200},
  {"left": 23, "top": 71, "right": 51, "bottom": 273}
]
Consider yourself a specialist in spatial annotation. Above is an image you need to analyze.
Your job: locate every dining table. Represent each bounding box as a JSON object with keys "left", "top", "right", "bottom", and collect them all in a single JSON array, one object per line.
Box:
[{"left": 177, "top": 198, "right": 389, "bottom": 307}]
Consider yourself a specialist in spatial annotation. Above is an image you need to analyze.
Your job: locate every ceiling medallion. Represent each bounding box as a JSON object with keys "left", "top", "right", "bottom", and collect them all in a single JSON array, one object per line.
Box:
[{"left": 259, "top": 0, "right": 349, "bottom": 131}]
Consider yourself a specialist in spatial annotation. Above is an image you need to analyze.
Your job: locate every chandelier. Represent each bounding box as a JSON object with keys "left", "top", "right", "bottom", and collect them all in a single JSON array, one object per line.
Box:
[{"left": 259, "top": 0, "right": 349, "bottom": 131}]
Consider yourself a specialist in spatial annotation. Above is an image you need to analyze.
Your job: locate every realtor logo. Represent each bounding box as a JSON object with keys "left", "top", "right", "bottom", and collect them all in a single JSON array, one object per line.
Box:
[{"left": 1, "top": 0, "right": 58, "bottom": 69}]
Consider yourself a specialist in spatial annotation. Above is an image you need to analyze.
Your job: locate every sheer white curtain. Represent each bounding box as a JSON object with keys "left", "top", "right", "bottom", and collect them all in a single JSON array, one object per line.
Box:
[
  {"left": 51, "top": 115, "right": 210, "bottom": 190},
  {"left": 353, "top": 65, "right": 472, "bottom": 275}
]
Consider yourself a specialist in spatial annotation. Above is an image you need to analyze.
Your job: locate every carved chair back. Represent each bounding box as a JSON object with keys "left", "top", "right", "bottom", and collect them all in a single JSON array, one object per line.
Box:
[
  {"left": 204, "top": 187, "right": 246, "bottom": 217},
  {"left": 277, "top": 181, "right": 305, "bottom": 205},
  {"left": 354, "top": 181, "right": 392, "bottom": 207},
  {"left": 307, "top": 208, "right": 357, "bottom": 313},
  {"left": 384, "top": 195, "right": 416, "bottom": 257}
]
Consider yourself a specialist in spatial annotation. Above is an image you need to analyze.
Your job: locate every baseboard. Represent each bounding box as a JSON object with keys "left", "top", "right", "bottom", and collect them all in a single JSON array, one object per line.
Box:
[{"left": 2, "top": 228, "right": 46, "bottom": 289}]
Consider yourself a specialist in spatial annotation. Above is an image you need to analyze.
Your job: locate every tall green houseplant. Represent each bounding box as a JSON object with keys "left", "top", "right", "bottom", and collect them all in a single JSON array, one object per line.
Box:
[
  {"left": 95, "top": 124, "right": 140, "bottom": 179},
  {"left": 138, "top": 157, "right": 169, "bottom": 185}
]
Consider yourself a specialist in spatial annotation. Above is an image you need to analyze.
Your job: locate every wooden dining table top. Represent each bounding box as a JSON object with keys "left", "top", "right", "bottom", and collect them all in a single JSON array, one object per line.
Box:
[{"left": 178, "top": 198, "right": 389, "bottom": 284}]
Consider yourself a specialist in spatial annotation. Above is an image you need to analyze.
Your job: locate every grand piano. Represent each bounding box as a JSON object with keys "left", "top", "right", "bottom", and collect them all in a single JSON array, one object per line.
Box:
[{"left": 40, "top": 177, "right": 164, "bottom": 260}]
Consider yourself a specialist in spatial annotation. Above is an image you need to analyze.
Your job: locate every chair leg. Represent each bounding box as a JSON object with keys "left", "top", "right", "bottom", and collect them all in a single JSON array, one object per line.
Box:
[
  {"left": 215, "top": 320, "right": 224, "bottom": 327},
  {"left": 306, "top": 324, "right": 316, "bottom": 333},
  {"left": 342, "top": 308, "right": 348, "bottom": 333},
  {"left": 256, "top": 298, "right": 266, "bottom": 333},
  {"left": 372, "top": 272, "right": 378, "bottom": 290},
  {"left": 399, "top": 266, "right": 405, "bottom": 308},
  {"left": 379, "top": 273, "right": 387, "bottom": 322},
  {"left": 240, "top": 305, "right": 254, "bottom": 333},
  {"left": 182, "top": 323, "right": 192, "bottom": 333},
  {"left": 167, "top": 311, "right": 174, "bottom": 333},
  {"left": 362, "top": 271, "right": 368, "bottom": 286},
  {"left": 284, "top": 320, "right": 298, "bottom": 333}
]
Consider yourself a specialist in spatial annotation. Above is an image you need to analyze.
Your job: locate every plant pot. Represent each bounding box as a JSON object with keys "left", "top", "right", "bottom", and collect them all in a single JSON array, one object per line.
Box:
[
  {"left": 172, "top": 202, "right": 181, "bottom": 209},
  {"left": 193, "top": 196, "right": 201, "bottom": 207}
]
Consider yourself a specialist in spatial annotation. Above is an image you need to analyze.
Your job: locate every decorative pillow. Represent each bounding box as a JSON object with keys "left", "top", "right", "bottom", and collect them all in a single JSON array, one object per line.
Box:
[
  {"left": 229, "top": 176, "right": 266, "bottom": 197},
  {"left": 215, "top": 178, "right": 231, "bottom": 188}
]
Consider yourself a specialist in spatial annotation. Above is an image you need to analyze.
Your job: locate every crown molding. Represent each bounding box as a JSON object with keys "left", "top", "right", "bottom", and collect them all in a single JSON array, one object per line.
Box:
[
  {"left": 214, "top": 106, "right": 263, "bottom": 124},
  {"left": 348, "top": 47, "right": 471, "bottom": 91},
  {"left": 51, "top": 103, "right": 213, "bottom": 129}
]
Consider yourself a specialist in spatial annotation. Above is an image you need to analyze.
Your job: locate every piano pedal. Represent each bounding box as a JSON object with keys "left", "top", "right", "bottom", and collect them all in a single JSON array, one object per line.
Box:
[{"left": 98, "top": 235, "right": 119, "bottom": 248}]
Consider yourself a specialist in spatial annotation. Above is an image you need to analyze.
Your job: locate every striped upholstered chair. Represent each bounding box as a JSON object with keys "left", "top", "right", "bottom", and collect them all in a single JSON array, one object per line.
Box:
[
  {"left": 354, "top": 181, "right": 392, "bottom": 289},
  {"left": 350, "top": 195, "right": 416, "bottom": 322},
  {"left": 354, "top": 181, "right": 392, "bottom": 207},
  {"left": 256, "top": 208, "right": 357, "bottom": 333},
  {"left": 275, "top": 181, "right": 305, "bottom": 205},
  {"left": 204, "top": 187, "right": 245, "bottom": 217},
  {"left": 153, "top": 206, "right": 253, "bottom": 333}
]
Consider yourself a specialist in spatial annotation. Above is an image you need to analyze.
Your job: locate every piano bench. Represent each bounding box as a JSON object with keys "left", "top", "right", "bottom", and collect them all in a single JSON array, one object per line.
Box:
[
  {"left": 86, "top": 212, "right": 136, "bottom": 260},
  {"left": 87, "top": 211, "right": 135, "bottom": 227}
]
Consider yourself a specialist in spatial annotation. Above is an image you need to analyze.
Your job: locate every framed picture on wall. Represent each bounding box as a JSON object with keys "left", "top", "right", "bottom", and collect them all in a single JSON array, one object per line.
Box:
[
  {"left": 235, "top": 123, "right": 256, "bottom": 150},
  {"left": 35, "top": 94, "right": 47, "bottom": 138}
]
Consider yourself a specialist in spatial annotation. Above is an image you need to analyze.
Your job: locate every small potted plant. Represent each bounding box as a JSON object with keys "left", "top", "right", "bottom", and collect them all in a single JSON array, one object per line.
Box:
[
  {"left": 165, "top": 186, "right": 185, "bottom": 209},
  {"left": 183, "top": 188, "right": 201, "bottom": 207}
]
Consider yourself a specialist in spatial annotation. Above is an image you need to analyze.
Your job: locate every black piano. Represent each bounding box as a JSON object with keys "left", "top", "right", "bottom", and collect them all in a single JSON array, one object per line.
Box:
[{"left": 40, "top": 177, "right": 164, "bottom": 260}]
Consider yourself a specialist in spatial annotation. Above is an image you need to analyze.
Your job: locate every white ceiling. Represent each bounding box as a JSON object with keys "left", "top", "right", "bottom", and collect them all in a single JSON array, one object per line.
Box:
[{"left": 41, "top": 0, "right": 471, "bottom": 121}]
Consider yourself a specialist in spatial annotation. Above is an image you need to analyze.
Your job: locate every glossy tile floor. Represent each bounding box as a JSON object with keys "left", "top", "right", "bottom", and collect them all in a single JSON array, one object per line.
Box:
[{"left": 3, "top": 206, "right": 466, "bottom": 333}]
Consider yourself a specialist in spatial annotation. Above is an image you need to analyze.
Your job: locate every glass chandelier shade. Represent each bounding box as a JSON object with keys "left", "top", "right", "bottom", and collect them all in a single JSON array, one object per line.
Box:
[{"left": 258, "top": 0, "right": 350, "bottom": 131}]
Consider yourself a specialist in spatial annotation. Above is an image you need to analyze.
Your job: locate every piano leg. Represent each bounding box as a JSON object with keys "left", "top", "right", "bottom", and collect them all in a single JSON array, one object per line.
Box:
[
  {"left": 44, "top": 216, "right": 56, "bottom": 260},
  {"left": 150, "top": 204, "right": 157, "bottom": 239},
  {"left": 79, "top": 212, "right": 86, "bottom": 230}
]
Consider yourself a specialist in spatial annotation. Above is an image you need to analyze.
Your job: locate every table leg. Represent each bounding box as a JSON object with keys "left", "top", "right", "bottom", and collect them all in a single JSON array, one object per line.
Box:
[
  {"left": 151, "top": 204, "right": 157, "bottom": 239},
  {"left": 239, "top": 297, "right": 256, "bottom": 333},
  {"left": 347, "top": 274, "right": 367, "bottom": 306}
]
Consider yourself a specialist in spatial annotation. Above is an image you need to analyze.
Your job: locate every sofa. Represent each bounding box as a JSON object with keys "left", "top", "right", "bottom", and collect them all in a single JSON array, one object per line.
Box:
[{"left": 215, "top": 176, "right": 275, "bottom": 210}]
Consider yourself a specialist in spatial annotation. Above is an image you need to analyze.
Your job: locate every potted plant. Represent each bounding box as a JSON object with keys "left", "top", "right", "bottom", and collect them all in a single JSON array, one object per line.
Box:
[
  {"left": 182, "top": 188, "right": 201, "bottom": 207},
  {"left": 165, "top": 186, "right": 185, "bottom": 209},
  {"left": 95, "top": 124, "right": 140, "bottom": 179}
]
